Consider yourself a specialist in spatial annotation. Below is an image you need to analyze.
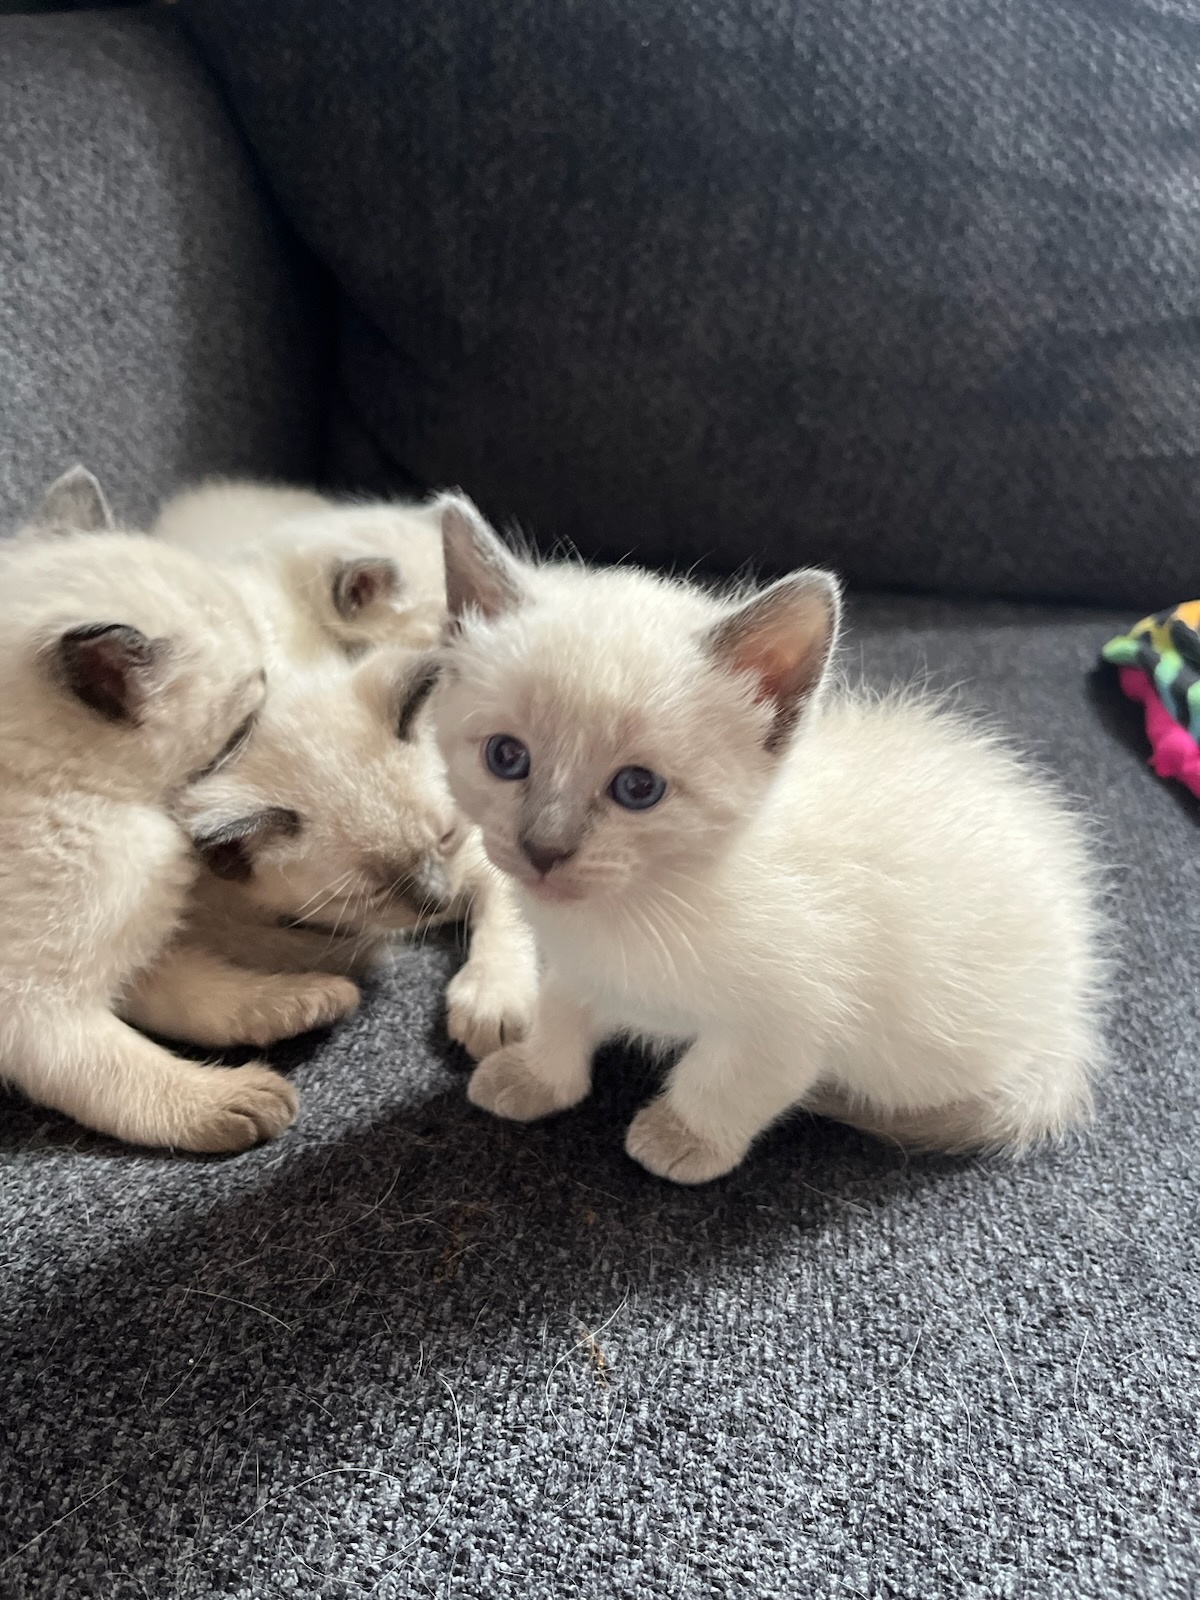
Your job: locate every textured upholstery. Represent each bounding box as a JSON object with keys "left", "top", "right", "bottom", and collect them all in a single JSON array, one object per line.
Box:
[{"left": 0, "top": 7, "right": 325, "bottom": 532}]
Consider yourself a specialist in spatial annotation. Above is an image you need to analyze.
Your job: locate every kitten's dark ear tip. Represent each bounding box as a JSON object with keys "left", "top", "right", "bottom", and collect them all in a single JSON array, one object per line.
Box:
[
  {"left": 56, "top": 622, "right": 169, "bottom": 724},
  {"left": 193, "top": 806, "right": 301, "bottom": 882},
  {"left": 395, "top": 654, "right": 443, "bottom": 739},
  {"left": 333, "top": 556, "right": 401, "bottom": 619},
  {"left": 198, "top": 837, "right": 255, "bottom": 883}
]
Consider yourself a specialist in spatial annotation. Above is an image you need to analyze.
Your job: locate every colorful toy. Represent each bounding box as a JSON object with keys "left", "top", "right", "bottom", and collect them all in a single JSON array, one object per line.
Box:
[{"left": 1101, "top": 601, "right": 1200, "bottom": 799}]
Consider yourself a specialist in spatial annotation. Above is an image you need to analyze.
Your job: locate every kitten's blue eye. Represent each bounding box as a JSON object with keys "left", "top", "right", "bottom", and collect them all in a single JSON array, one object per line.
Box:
[
  {"left": 609, "top": 766, "right": 667, "bottom": 811},
  {"left": 484, "top": 733, "right": 531, "bottom": 780}
]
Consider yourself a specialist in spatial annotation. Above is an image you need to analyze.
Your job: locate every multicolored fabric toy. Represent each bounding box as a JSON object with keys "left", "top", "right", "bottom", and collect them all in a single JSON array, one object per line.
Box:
[{"left": 1101, "top": 600, "right": 1200, "bottom": 799}]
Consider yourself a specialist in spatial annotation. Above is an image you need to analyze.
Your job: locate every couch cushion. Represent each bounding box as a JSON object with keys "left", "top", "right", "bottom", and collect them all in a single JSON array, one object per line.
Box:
[
  {"left": 0, "top": 8, "right": 325, "bottom": 531},
  {"left": 178, "top": 0, "right": 1200, "bottom": 608},
  {"left": 3, "top": 596, "right": 1195, "bottom": 1599}
]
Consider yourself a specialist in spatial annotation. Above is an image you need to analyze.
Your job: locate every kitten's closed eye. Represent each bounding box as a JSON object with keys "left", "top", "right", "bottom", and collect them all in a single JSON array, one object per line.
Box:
[
  {"left": 484, "top": 733, "right": 531, "bottom": 780},
  {"left": 609, "top": 766, "right": 667, "bottom": 810},
  {"left": 190, "top": 712, "right": 257, "bottom": 784},
  {"left": 396, "top": 658, "right": 441, "bottom": 741}
]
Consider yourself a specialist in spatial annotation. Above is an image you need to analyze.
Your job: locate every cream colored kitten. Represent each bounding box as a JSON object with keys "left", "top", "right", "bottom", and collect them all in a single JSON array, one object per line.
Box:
[
  {"left": 136, "top": 484, "right": 538, "bottom": 1060},
  {"left": 0, "top": 471, "right": 297, "bottom": 1152},
  {"left": 155, "top": 480, "right": 447, "bottom": 656},
  {"left": 432, "top": 500, "right": 1105, "bottom": 1184},
  {"left": 126, "top": 642, "right": 537, "bottom": 1060}
]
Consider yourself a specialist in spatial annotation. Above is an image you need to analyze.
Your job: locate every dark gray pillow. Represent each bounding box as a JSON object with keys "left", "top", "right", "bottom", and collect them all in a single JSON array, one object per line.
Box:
[{"left": 180, "top": 0, "right": 1200, "bottom": 607}]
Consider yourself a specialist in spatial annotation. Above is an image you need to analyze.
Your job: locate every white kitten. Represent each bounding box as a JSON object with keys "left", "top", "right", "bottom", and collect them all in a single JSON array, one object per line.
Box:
[
  {"left": 138, "top": 483, "right": 539, "bottom": 1060},
  {"left": 0, "top": 469, "right": 297, "bottom": 1151},
  {"left": 432, "top": 501, "right": 1106, "bottom": 1184}
]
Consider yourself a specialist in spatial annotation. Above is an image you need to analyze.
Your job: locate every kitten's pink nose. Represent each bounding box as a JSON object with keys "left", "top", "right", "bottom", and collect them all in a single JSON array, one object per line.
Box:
[{"left": 521, "top": 838, "right": 576, "bottom": 876}]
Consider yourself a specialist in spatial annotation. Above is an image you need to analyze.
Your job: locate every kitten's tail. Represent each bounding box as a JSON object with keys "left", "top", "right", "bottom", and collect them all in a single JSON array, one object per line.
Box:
[{"left": 805, "top": 1050, "right": 1099, "bottom": 1156}]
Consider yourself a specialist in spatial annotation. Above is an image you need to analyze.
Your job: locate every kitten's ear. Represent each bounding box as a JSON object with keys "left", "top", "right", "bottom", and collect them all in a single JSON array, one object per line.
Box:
[
  {"left": 438, "top": 493, "right": 525, "bottom": 626},
  {"left": 56, "top": 622, "right": 171, "bottom": 725},
  {"left": 36, "top": 466, "right": 115, "bottom": 534},
  {"left": 394, "top": 654, "right": 442, "bottom": 740},
  {"left": 191, "top": 806, "right": 302, "bottom": 882},
  {"left": 706, "top": 570, "right": 841, "bottom": 752},
  {"left": 332, "top": 556, "right": 401, "bottom": 620}
]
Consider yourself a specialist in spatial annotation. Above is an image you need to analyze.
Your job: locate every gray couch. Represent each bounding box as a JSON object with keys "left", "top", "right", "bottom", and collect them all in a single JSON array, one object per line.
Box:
[{"left": 2, "top": 6, "right": 1196, "bottom": 1598}]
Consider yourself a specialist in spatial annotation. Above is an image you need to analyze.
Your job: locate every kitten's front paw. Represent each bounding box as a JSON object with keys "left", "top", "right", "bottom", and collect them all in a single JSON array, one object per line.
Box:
[
  {"left": 467, "top": 1043, "right": 584, "bottom": 1122},
  {"left": 446, "top": 960, "right": 536, "bottom": 1061},
  {"left": 181, "top": 1065, "right": 299, "bottom": 1153},
  {"left": 238, "top": 974, "right": 360, "bottom": 1047},
  {"left": 625, "top": 1097, "right": 743, "bottom": 1185}
]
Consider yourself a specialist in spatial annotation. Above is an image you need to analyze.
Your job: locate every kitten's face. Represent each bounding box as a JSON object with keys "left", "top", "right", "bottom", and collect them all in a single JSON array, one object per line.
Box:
[
  {"left": 437, "top": 584, "right": 784, "bottom": 906},
  {"left": 181, "top": 647, "right": 464, "bottom": 932},
  {"left": 149, "top": 588, "right": 267, "bottom": 786},
  {"left": 433, "top": 499, "right": 840, "bottom": 910}
]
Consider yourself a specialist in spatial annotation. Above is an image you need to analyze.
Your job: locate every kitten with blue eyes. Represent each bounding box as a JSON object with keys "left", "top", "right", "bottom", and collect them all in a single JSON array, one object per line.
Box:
[{"left": 432, "top": 499, "right": 1106, "bottom": 1184}]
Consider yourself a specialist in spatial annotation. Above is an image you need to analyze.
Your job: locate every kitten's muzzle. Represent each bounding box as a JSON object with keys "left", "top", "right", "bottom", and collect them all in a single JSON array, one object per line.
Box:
[
  {"left": 517, "top": 791, "right": 587, "bottom": 879},
  {"left": 377, "top": 855, "right": 453, "bottom": 918}
]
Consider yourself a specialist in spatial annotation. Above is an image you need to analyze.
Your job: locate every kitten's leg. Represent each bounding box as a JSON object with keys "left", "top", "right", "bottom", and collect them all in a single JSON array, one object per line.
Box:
[
  {"left": 445, "top": 861, "right": 539, "bottom": 1060},
  {"left": 4, "top": 1005, "right": 298, "bottom": 1152},
  {"left": 626, "top": 1036, "right": 821, "bottom": 1184},
  {"left": 121, "top": 942, "right": 359, "bottom": 1048},
  {"left": 466, "top": 978, "right": 596, "bottom": 1121}
]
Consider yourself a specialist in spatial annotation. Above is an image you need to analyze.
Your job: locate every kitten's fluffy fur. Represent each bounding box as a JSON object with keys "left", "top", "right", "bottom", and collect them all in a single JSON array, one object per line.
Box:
[
  {"left": 0, "top": 474, "right": 298, "bottom": 1151},
  {"left": 134, "top": 482, "right": 538, "bottom": 1061},
  {"left": 433, "top": 502, "right": 1105, "bottom": 1183},
  {"left": 155, "top": 480, "right": 447, "bottom": 655}
]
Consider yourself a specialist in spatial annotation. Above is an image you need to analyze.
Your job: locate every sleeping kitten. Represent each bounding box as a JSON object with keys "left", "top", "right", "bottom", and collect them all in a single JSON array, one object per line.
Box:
[
  {"left": 136, "top": 482, "right": 538, "bottom": 1059},
  {"left": 431, "top": 500, "right": 1105, "bottom": 1183},
  {"left": 155, "top": 479, "right": 448, "bottom": 657},
  {"left": 0, "top": 470, "right": 297, "bottom": 1151},
  {"left": 125, "top": 641, "right": 537, "bottom": 1060}
]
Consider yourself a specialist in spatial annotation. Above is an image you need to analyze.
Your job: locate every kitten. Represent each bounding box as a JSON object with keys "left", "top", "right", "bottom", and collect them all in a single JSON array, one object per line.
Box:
[
  {"left": 127, "top": 642, "right": 537, "bottom": 1060},
  {"left": 0, "top": 469, "right": 297, "bottom": 1151},
  {"left": 431, "top": 500, "right": 1106, "bottom": 1183},
  {"left": 155, "top": 480, "right": 448, "bottom": 657},
  {"left": 137, "top": 483, "right": 538, "bottom": 1059}
]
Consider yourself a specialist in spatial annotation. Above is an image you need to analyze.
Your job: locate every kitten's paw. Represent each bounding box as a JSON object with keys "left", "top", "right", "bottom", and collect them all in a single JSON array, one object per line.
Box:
[
  {"left": 467, "top": 1044, "right": 583, "bottom": 1122},
  {"left": 446, "top": 960, "right": 536, "bottom": 1061},
  {"left": 237, "top": 975, "right": 360, "bottom": 1047},
  {"left": 179, "top": 1065, "right": 300, "bottom": 1154},
  {"left": 625, "top": 1097, "right": 743, "bottom": 1184}
]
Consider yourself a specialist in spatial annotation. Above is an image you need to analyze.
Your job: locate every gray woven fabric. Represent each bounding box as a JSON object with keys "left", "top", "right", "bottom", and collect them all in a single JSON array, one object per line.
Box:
[
  {"left": 4, "top": 596, "right": 1197, "bottom": 1599},
  {"left": 0, "top": 8, "right": 324, "bottom": 531},
  {"left": 177, "top": 0, "right": 1200, "bottom": 608}
]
